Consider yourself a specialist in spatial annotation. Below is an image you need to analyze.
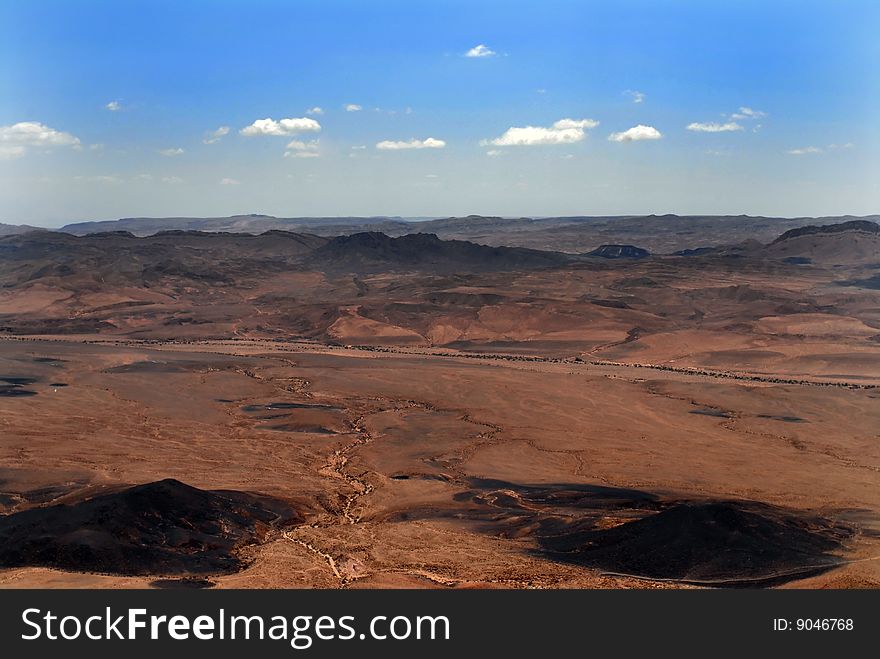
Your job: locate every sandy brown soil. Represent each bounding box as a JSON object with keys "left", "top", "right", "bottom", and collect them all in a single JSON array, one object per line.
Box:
[
  {"left": 1, "top": 334, "right": 877, "bottom": 589},
  {"left": 1, "top": 225, "right": 878, "bottom": 589}
]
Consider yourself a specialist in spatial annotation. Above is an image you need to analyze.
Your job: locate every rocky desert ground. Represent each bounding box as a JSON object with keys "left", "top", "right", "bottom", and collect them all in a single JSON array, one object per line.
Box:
[{"left": 1, "top": 216, "right": 878, "bottom": 589}]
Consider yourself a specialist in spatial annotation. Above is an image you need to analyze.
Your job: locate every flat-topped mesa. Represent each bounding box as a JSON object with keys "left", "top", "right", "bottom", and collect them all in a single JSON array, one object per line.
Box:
[
  {"left": 309, "top": 231, "right": 572, "bottom": 272},
  {"left": 771, "top": 219, "right": 880, "bottom": 244},
  {"left": 764, "top": 219, "right": 880, "bottom": 266},
  {"left": 586, "top": 244, "right": 650, "bottom": 259}
]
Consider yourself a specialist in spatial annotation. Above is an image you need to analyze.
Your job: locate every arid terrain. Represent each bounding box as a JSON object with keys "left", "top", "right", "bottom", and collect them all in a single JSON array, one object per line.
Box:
[{"left": 1, "top": 216, "right": 879, "bottom": 589}]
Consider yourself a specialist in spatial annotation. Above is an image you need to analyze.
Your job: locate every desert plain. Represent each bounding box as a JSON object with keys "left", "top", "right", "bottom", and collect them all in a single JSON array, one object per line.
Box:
[{"left": 0, "top": 215, "right": 878, "bottom": 589}]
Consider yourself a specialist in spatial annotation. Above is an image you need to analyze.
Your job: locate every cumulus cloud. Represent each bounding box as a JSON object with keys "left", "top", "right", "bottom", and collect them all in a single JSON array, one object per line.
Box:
[
  {"left": 344, "top": 104, "right": 362, "bottom": 112},
  {"left": 1, "top": 121, "right": 81, "bottom": 147},
  {"left": 624, "top": 90, "right": 646, "bottom": 104},
  {"left": 306, "top": 107, "right": 324, "bottom": 115},
  {"left": 105, "top": 100, "right": 122, "bottom": 112},
  {"left": 482, "top": 118, "right": 599, "bottom": 146},
  {"left": 608, "top": 125, "right": 662, "bottom": 142},
  {"left": 730, "top": 106, "right": 766, "bottom": 120},
  {"left": 376, "top": 137, "right": 446, "bottom": 150},
  {"left": 0, "top": 121, "right": 81, "bottom": 158},
  {"left": 486, "top": 149, "right": 505, "bottom": 157},
  {"left": 158, "top": 147, "right": 184, "bottom": 156},
  {"left": 465, "top": 44, "right": 496, "bottom": 58},
  {"left": 240, "top": 117, "right": 321, "bottom": 136},
  {"left": 686, "top": 121, "right": 743, "bottom": 133},
  {"left": 203, "top": 125, "right": 230, "bottom": 144},
  {"left": 786, "top": 146, "right": 823, "bottom": 155},
  {"left": 219, "top": 177, "right": 240, "bottom": 185}
]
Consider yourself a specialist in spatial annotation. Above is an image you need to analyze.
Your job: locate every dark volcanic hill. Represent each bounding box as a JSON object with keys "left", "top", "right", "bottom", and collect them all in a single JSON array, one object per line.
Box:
[
  {"left": 308, "top": 231, "right": 574, "bottom": 272},
  {"left": 539, "top": 500, "right": 850, "bottom": 585},
  {"left": 586, "top": 244, "right": 650, "bottom": 259},
  {"left": 0, "top": 479, "right": 300, "bottom": 575}
]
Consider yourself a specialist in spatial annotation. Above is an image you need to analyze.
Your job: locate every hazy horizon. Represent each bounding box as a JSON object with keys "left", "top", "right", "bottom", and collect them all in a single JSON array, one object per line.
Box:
[
  {"left": 2, "top": 0, "right": 879, "bottom": 226},
  {"left": 8, "top": 210, "right": 880, "bottom": 232}
]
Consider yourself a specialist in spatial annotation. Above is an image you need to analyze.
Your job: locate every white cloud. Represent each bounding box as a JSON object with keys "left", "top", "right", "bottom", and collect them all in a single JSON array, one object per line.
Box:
[
  {"left": 376, "top": 137, "right": 446, "bottom": 150},
  {"left": 284, "top": 139, "right": 320, "bottom": 158},
  {"left": 74, "top": 175, "right": 122, "bottom": 184},
  {"left": 158, "top": 147, "right": 184, "bottom": 156},
  {"left": 608, "top": 125, "right": 662, "bottom": 142},
  {"left": 351, "top": 145, "right": 367, "bottom": 150},
  {"left": 344, "top": 104, "right": 362, "bottom": 112},
  {"left": 220, "top": 177, "right": 240, "bottom": 185},
  {"left": 0, "top": 121, "right": 81, "bottom": 147},
  {"left": 828, "top": 142, "right": 854, "bottom": 150},
  {"left": 486, "top": 149, "right": 505, "bottom": 157},
  {"left": 285, "top": 139, "right": 319, "bottom": 151},
  {"left": 786, "top": 146, "right": 823, "bottom": 155},
  {"left": 624, "top": 90, "right": 646, "bottom": 104},
  {"left": 465, "top": 44, "right": 496, "bottom": 58},
  {"left": 730, "top": 106, "right": 766, "bottom": 120},
  {"left": 686, "top": 121, "right": 743, "bottom": 133},
  {"left": 482, "top": 118, "right": 599, "bottom": 146},
  {"left": 203, "top": 125, "right": 230, "bottom": 144},
  {"left": 0, "top": 121, "right": 81, "bottom": 158},
  {"left": 161, "top": 176, "right": 184, "bottom": 184},
  {"left": 0, "top": 145, "right": 26, "bottom": 159},
  {"left": 240, "top": 117, "right": 321, "bottom": 136},
  {"left": 134, "top": 173, "right": 153, "bottom": 181},
  {"left": 306, "top": 106, "right": 324, "bottom": 115},
  {"left": 105, "top": 100, "right": 122, "bottom": 112}
]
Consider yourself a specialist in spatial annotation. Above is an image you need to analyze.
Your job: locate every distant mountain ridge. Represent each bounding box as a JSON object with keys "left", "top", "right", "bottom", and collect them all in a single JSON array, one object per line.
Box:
[
  {"left": 0, "top": 222, "right": 46, "bottom": 236},
  {"left": 52, "top": 213, "right": 880, "bottom": 254}
]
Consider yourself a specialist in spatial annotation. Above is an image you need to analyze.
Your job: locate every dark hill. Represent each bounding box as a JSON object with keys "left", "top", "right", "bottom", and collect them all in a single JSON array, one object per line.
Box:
[
  {"left": 309, "top": 232, "right": 573, "bottom": 272},
  {"left": 0, "top": 479, "right": 300, "bottom": 575},
  {"left": 0, "top": 230, "right": 328, "bottom": 287},
  {"left": 586, "top": 244, "right": 650, "bottom": 259},
  {"left": 540, "top": 501, "right": 850, "bottom": 585}
]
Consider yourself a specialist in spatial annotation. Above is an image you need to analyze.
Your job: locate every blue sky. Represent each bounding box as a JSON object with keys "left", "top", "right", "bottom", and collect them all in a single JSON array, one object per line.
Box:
[{"left": 1, "top": 0, "right": 878, "bottom": 226}]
